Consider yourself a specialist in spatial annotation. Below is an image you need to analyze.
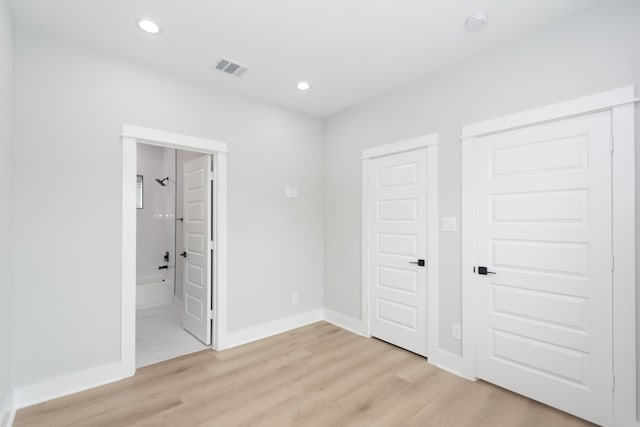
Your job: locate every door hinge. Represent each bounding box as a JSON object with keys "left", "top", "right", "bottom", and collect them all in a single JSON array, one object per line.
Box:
[
  {"left": 209, "top": 241, "right": 215, "bottom": 251},
  {"left": 610, "top": 136, "right": 614, "bottom": 153},
  {"left": 209, "top": 170, "right": 215, "bottom": 181},
  {"left": 611, "top": 373, "right": 615, "bottom": 391},
  {"left": 610, "top": 254, "right": 615, "bottom": 271},
  {"left": 208, "top": 309, "right": 214, "bottom": 320}
]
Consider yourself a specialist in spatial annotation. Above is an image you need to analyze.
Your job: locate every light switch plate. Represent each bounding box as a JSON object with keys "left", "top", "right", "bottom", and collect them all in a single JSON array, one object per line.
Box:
[
  {"left": 285, "top": 186, "right": 299, "bottom": 198},
  {"left": 442, "top": 217, "right": 457, "bottom": 232}
]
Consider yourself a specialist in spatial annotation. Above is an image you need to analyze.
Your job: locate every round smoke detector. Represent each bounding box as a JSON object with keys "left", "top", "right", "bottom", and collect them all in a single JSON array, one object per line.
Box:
[{"left": 466, "top": 12, "right": 488, "bottom": 32}]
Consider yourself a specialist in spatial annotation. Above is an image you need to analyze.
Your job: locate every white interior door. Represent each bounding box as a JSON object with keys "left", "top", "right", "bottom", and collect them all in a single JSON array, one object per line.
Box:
[
  {"left": 368, "top": 148, "right": 428, "bottom": 357},
  {"left": 182, "top": 154, "right": 213, "bottom": 345},
  {"left": 470, "top": 112, "right": 613, "bottom": 425}
]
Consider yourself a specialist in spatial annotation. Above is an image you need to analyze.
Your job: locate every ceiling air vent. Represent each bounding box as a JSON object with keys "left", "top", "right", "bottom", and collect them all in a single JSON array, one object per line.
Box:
[{"left": 215, "top": 58, "right": 248, "bottom": 77}]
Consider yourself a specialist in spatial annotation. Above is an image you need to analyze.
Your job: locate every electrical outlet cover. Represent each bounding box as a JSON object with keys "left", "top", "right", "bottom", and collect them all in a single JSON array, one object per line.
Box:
[{"left": 442, "top": 217, "right": 457, "bottom": 232}]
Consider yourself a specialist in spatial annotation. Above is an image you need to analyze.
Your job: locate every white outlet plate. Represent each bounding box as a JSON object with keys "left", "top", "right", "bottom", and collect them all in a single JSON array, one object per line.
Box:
[
  {"left": 451, "top": 323, "right": 462, "bottom": 340},
  {"left": 291, "top": 292, "right": 299, "bottom": 304},
  {"left": 442, "top": 217, "right": 457, "bottom": 232}
]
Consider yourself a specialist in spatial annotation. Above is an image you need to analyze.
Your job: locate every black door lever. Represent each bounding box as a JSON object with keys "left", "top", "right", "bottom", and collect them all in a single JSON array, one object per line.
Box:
[
  {"left": 409, "top": 259, "right": 426, "bottom": 267},
  {"left": 476, "top": 266, "right": 496, "bottom": 275},
  {"left": 180, "top": 252, "right": 187, "bottom": 258}
]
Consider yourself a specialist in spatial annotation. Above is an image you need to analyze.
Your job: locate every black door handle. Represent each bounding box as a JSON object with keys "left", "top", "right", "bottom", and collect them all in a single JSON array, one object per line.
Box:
[
  {"left": 180, "top": 252, "right": 187, "bottom": 258},
  {"left": 409, "top": 259, "right": 425, "bottom": 267},
  {"left": 476, "top": 266, "right": 496, "bottom": 275}
]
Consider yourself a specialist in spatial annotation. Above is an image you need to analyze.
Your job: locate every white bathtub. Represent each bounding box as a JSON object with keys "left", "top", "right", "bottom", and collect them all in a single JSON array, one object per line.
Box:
[{"left": 137, "top": 275, "right": 174, "bottom": 309}]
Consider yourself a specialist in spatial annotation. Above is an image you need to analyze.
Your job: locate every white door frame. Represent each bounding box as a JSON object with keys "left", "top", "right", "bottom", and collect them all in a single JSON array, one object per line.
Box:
[
  {"left": 361, "top": 133, "right": 440, "bottom": 358},
  {"left": 120, "top": 124, "right": 229, "bottom": 376},
  {"left": 461, "top": 86, "right": 637, "bottom": 426}
]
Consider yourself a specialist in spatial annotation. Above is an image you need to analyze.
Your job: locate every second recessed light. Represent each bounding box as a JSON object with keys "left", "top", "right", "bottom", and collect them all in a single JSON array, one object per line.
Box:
[
  {"left": 297, "top": 81, "right": 311, "bottom": 91},
  {"left": 138, "top": 19, "right": 160, "bottom": 34}
]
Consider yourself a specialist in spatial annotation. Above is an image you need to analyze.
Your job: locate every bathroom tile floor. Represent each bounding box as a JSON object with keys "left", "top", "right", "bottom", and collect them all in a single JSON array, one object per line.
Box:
[{"left": 136, "top": 304, "right": 208, "bottom": 368}]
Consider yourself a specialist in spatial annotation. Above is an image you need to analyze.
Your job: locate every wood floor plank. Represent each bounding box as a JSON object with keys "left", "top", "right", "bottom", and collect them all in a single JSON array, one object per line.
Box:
[
  {"left": 236, "top": 346, "right": 400, "bottom": 426},
  {"left": 14, "top": 322, "right": 596, "bottom": 427},
  {"left": 164, "top": 332, "right": 377, "bottom": 426},
  {"left": 297, "top": 372, "right": 413, "bottom": 427},
  {"left": 16, "top": 362, "right": 216, "bottom": 427}
]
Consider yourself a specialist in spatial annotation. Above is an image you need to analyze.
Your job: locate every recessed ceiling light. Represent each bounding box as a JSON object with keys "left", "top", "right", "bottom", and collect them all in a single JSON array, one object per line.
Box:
[
  {"left": 138, "top": 19, "right": 160, "bottom": 34},
  {"left": 297, "top": 81, "right": 311, "bottom": 91},
  {"left": 465, "top": 12, "right": 488, "bottom": 32}
]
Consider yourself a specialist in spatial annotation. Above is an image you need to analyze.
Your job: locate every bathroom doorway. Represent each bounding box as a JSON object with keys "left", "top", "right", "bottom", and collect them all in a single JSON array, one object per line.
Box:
[
  {"left": 121, "top": 124, "right": 229, "bottom": 376},
  {"left": 135, "top": 145, "right": 213, "bottom": 368}
]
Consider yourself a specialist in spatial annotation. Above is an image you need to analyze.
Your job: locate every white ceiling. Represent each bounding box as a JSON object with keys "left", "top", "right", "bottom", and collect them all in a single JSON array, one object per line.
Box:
[{"left": 9, "top": 0, "right": 607, "bottom": 117}]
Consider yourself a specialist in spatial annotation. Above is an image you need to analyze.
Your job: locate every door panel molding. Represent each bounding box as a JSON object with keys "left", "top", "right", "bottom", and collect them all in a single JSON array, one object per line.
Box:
[{"left": 461, "top": 86, "right": 637, "bottom": 426}]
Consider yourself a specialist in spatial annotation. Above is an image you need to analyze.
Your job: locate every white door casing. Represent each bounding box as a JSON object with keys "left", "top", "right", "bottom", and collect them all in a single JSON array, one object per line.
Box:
[
  {"left": 367, "top": 148, "right": 429, "bottom": 356},
  {"left": 182, "top": 154, "right": 213, "bottom": 345},
  {"left": 122, "top": 124, "right": 228, "bottom": 383},
  {"left": 469, "top": 112, "right": 613, "bottom": 425}
]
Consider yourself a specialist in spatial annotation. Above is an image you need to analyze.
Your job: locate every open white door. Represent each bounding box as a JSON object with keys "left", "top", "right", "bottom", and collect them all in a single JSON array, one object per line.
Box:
[
  {"left": 469, "top": 112, "right": 613, "bottom": 425},
  {"left": 182, "top": 154, "right": 213, "bottom": 345},
  {"left": 367, "top": 148, "right": 428, "bottom": 357}
]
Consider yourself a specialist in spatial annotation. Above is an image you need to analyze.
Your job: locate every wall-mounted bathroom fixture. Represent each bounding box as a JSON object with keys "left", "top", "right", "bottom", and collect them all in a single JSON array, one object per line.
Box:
[{"left": 155, "top": 177, "right": 170, "bottom": 186}]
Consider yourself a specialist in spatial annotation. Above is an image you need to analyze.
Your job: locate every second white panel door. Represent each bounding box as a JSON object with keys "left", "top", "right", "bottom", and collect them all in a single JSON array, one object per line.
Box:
[
  {"left": 368, "top": 148, "right": 428, "bottom": 357},
  {"left": 470, "top": 111, "right": 613, "bottom": 425}
]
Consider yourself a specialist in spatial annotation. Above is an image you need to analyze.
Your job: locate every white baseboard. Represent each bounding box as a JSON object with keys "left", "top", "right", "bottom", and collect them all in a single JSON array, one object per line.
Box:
[
  {"left": 428, "top": 349, "right": 473, "bottom": 381},
  {"left": 14, "top": 362, "right": 129, "bottom": 410},
  {"left": 1, "top": 389, "right": 15, "bottom": 427},
  {"left": 222, "top": 309, "right": 323, "bottom": 349},
  {"left": 11, "top": 309, "right": 321, "bottom": 410},
  {"left": 8, "top": 308, "right": 469, "bottom": 413},
  {"left": 323, "top": 309, "right": 366, "bottom": 336},
  {"left": 321, "top": 309, "right": 473, "bottom": 382}
]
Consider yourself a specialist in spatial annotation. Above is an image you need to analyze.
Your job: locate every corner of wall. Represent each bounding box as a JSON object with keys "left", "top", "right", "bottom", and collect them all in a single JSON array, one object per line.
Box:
[
  {"left": 222, "top": 310, "right": 324, "bottom": 350},
  {"left": 0, "top": 389, "right": 15, "bottom": 427},
  {"left": 0, "top": 0, "right": 14, "bottom": 424},
  {"left": 322, "top": 309, "right": 366, "bottom": 336}
]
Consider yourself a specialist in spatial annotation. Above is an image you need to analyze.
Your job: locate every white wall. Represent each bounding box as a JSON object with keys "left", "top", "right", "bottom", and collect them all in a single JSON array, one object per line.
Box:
[
  {"left": 136, "top": 144, "right": 175, "bottom": 280},
  {"left": 0, "top": 0, "right": 12, "bottom": 415},
  {"left": 323, "top": 0, "right": 640, "bottom": 356},
  {"left": 11, "top": 28, "right": 324, "bottom": 389}
]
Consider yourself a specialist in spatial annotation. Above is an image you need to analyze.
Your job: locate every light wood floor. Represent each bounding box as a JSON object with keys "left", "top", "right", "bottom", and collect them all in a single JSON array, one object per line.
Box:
[{"left": 15, "top": 322, "right": 595, "bottom": 427}]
